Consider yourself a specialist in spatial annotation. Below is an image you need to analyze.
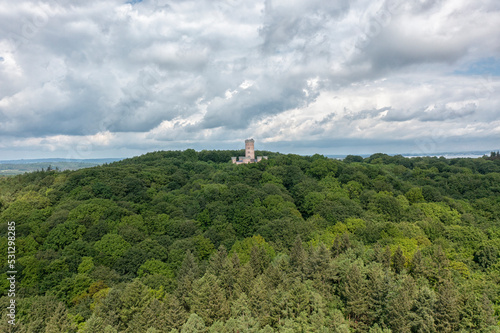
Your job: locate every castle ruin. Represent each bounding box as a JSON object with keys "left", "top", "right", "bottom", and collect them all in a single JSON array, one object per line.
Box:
[{"left": 231, "top": 139, "right": 268, "bottom": 164}]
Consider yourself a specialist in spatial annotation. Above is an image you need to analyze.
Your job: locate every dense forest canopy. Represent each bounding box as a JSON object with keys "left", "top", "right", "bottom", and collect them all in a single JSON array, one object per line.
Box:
[{"left": 1, "top": 149, "right": 500, "bottom": 332}]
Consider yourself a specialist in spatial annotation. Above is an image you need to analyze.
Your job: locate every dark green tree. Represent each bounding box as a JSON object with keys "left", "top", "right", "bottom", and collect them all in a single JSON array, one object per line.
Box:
[
  {"left": 392, "top": 246, "right": 406, "bottom": 274},
  {"left": 473, "top": 245, "right": 498, "bottom": 270},
  {"left": 409, "top": 285, "right": 436, "bottom": 333},
  {"left": 366, "top": 264, "right": 391, "bottom": 326},
  {"left": 189, "top": 273, "right": 230, "bottom": 326},
  {"left": 207, "top": 244, "right": 228, "bottom": 277},
  {"left": 434, "top": 281, "right": 459, "bottom": 333},
  {"left": 119, "top": 280, "right": 152, "bottom": 330},
  {"left": 176, "top": 250, "right": 200, "bottom": 310},
  {"left": 249, "top": 276, "right": 272, "bottom": 327},
  {"left": 126, "top": 298, "right": 168, "bottom": 333},
  {"left": 44, "top": 302, "right": 74, "bottom": 333},
  {"left": 250, "top": 245, "right": 271, "bottom": 275},
  {"left": 164, "top": 294, "right": 189, "bottom": 331},
  {"left": 289, "top": 236, "right": 306, "bottom": 278},
  {"left": 181, "top": 313, "right": 206, "bottom": 333},
  {"left": 343, "top": 263, "right": 369, "bottom": 328},
  {"left": 386, "top": 275, "right": 415, "bottom": 333},
  {"left": 331, "top": 233, "right": 351, "bottom": 258},
  {"left": 409, "top": 249, "right": 426, "bottom": 277}
]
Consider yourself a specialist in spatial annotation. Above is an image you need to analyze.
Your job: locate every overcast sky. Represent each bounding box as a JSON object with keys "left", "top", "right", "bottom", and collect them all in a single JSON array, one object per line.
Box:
[{"left": 0, "top": 0, "right": 499, "bottom": 160}]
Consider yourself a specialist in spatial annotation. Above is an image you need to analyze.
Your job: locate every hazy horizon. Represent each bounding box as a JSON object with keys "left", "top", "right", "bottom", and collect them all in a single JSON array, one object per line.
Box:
[{"left": 1, "top": 148, "right": 498, "bottom": 163}]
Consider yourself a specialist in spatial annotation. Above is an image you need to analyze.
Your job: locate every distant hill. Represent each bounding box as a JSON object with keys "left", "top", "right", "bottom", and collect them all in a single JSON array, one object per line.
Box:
[
  {"left": 0, "top": 158, "right": 123, "bottom": 176},
  {"left": 326, "top": 150, "right": 498, "bottom": 160}
]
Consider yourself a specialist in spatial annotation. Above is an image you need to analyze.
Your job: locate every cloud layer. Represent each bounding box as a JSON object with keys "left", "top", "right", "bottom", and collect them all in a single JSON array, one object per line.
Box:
[{"left": 0, "top": 0, "right": 499, "bottom": 159}]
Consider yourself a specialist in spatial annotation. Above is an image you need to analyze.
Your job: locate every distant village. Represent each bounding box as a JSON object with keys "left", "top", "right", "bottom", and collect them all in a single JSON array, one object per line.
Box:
[{"left": 231, "top": 139, "right": 268, "bottom": 164}]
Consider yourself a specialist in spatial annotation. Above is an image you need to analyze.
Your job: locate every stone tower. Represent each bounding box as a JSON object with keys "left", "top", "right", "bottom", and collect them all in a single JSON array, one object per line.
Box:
[{"left": 245, "top": 139, "right": 255, "bottom": 160}]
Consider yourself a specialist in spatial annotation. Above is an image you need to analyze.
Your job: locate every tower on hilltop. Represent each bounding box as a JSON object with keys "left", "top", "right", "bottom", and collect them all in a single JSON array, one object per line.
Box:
[
  {"left": 231, "top": 139, "right": 268, "bottom": 164},
  {"left": 245, "top": 139, "right": 255, "bottom": 160}
]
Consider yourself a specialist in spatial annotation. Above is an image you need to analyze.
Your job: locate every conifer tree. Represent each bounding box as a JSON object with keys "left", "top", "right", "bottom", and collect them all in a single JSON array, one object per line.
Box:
[
  {"left": 81, "top": 314, "right": 106, "bottom": 333},
  {"left": 277, "top": 318, "right": 302, "bottom": 333},
  {"left": 248, "top": 275, "right": 272, "bottom": 326},
  {"left": 178, "top": 250, "right": 200, "bottom": 280},
  {"left": 250, "top": 245, "right": 270, "bottom": 275},
  {"left": 104, "top": 326, "right": 118, "bottom": 333},
  {"left": 0, "top": 312, "right": 26, "bottom": 333},
  {"left": 207, "top": 321, "right": 225, "bottom": 333},
  {"left": 478, "top": 294, "right": 497, "bottom": 330},
  {"left": 368, "top": 323, "right": 392, "bottom": 333},
  {"left": 92, "top": 288, "right": 122, "bottom": 329},
  {"left": 305, "top": 243, "right": 332, "bottom": 285},
  {"left": 226, "top": 293, "right": 264, "bottom": 331},
  {"left": 287, "top": 280, "right": 311, "bottom": 320},
  {"left": 331, "top": 233, "right": 351, "bottom": 257},
  {"left": 290, "top": 236, "right": 306, "bottom": 277},
  {"left": 224, "top": 316, "right": 261, "bottom": 333},
  {"left": 119, "top": 279, "right": 152, "bottom": 330},
  {"left": 127, "top": 298, "right": 168, "bottom": 333},
  {"left": 459, "top": 292, "right": 498, "bottom": 332},
  {"left": 176, "top": 250, "right": 200, "bottom": 310},
  {"left": 434, "top": 281, "right": 459, "bottom": 333},
  {"left": 410, "top": 249, "right": 425, "bottom": 277},
  {"left": 366, "top": 264, "right": 391, "bottom": 326},
  {"left": 189, "top": 273, "right": 230, "bottom": 326},
  {"left": 180, "top": 313, "right": 206, "bottom": 333},
  {"left": 260, "top": 325, "right": 275, "bottom": 333},
  {"left": 386, "top": 275, "right": 415, "bottom": 333},
  {"left": 207, "top": 244, "right": 227, "bottom": 277},
  {"left": 19, "top": 296, "right": 60, "bottom": 333},
  {"left": 409, "top": 285, "right": 436, "bottom": 333},
  {"left": 433, "top": 245, "right": 449, "bottom": 275},
  {"left": 381, "top": 246, "right": 392, "bottom": 270},
  {"left": 44, "top": 302, "right": 73, "bottom": 333},
  {"left": 343, "top": 263, "right": 369, "bottom": 329},
  {"left": 219, "top": 253, "right": 238, "bottom": 298},
  {"left": 231, "top": 292, "right": 252, "bottom": 317},
  {"left": 459, "top": 291, "right": 483, "bottom": 330},
  {"left": 164, "top": 294, "right": 189, "bottom": 331},
  {"left": 231, "top": 252, "right": 241, "bottom": 273},
  {"left": 331, "top": 236, "right": 342, "bottom": 258},
  {"left": 392, "top": 246, "right": 406, "bottom": 274},
  {"left": 263, "top": 258, "right": 287, "bottom": 290},
  {"left": 325, "top": 309, "right": 351, "bottom": 333},
  {"left": 373, "top": 243, "right": 382, "bottom": 262},
  {"left": 235, "top": 262, "right": 255, "bottom": 295}
]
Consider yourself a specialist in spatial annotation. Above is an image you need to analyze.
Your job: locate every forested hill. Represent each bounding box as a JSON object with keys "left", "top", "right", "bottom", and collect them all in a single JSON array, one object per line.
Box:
[{"left": 1, "top": 150, "right": 500, "bottom": 332}]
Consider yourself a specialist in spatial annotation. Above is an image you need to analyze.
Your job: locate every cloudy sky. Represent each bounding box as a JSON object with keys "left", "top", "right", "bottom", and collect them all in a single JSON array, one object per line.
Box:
[{"left": 0, "top": 0, "right": 499, "bottom": 160}]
